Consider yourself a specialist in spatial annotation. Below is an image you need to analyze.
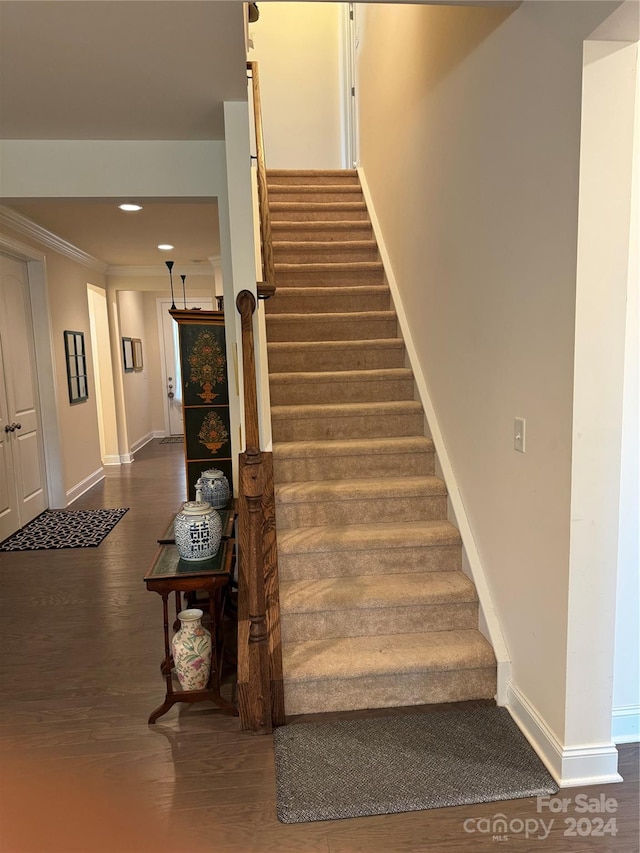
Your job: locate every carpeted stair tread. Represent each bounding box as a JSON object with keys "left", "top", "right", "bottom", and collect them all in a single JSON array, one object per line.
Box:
[
  {"left": 268, "top": 169, "right": 359, "bottom": 185},
  {"left": 273, "top": 435, "right": 434, "bottom": 459},
  {"left": 273, "top": 241, "right": 379, "bottom": 264},
  {"left": 275, "top": 475, "right": 446, "bottom": 505},
  {"left": 265, "top": 285, "right": 390, "bottom": 315},
  {"left": 270, "top": 367, "right": 413, "bottom": 386},
  {"left": 281, "top": 572, "right": 477, "bottom": 614},
  {"left": 269, "top": 368, "right": 415, "bottom": 405},
  {"left": 283, "top": 630, "right": 496, "bottom": 682},
  {"left": 271, "top": 399, "right": 422, "bottom": 421},
  {"left": 270, "top": 202, "right": 369, "bottom": 222},
  {"left": 276, "top": 519, "right": 460, "bottom": 555},
  {"left": 276, "top": 261, "right": 383, "bottom": 273},
  {"left": 269, "top": 184, "right": 363, "bottom": 195},
  {"left": 271, "top": 221, "right": 373, "bottom": 241},
  {"left": 267, "top": 339, "right": 406, "bottom": 373},
  {"left": 272, "top": 436, "right": 435, "bottom": 482}
]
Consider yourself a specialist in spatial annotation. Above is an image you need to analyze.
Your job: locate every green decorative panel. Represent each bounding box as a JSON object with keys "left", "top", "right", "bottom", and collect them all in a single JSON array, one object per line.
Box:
[
  {"left": 172, "top": 311, "right": 233, "bottom": 502},
  {"left": 179, "top": 323, "right": 229, "bottom": 406}
]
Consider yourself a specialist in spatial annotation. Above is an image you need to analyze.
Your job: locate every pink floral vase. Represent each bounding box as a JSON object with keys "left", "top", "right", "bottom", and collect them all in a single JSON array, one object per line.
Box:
[{"left": 171, "top": 609, "right": 212, "bottom": 691}]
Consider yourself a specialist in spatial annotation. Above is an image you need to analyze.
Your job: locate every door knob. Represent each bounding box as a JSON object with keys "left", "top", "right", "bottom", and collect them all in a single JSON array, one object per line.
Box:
[
  {"left": 14, "top": 423, "right": 21, "bottom": 430},
  {"left": 4, "top": 424, "right": 14, "bottom": 433}
]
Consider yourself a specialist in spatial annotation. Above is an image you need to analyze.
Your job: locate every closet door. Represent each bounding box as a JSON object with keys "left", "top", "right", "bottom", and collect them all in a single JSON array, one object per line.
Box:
[{"left": 0, "top": 254, "right": 47, "bottom": 541}]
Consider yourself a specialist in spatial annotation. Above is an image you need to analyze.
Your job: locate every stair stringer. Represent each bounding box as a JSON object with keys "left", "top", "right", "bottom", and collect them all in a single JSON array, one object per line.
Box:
[{"left": 358, "top": 167, "right": 512, "bottom": 705}]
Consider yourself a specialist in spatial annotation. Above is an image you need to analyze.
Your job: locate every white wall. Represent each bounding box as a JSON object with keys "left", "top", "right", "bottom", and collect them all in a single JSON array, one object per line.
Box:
[
  {"left": 248, "top": 2, "right": 343, "bottom": 169},
  {"left": 613, "top": 47, "right": 640, "bottom": 745},
  {"left": 355, "top": 0, "right": 634, "bottom": 783},
  {"left": 117, "top": 290, "right": 153, "bottom": 452}
]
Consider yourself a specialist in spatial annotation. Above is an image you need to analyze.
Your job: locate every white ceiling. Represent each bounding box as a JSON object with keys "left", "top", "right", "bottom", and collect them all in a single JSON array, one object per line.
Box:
[{"left": 0, "top": 1, "right": 247, "bottom": 267}]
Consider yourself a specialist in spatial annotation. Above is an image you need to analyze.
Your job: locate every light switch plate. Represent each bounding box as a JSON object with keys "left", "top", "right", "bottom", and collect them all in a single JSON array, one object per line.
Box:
[{"left": 514, "top": 417, "right": 526, "bottom": 453}]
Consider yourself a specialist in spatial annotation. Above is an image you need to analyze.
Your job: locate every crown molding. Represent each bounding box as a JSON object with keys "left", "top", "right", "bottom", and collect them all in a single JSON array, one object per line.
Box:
[
  {"left": 106, "top": 260, "right": 219, "bottom": 278},
  {"left": 0, "top": 205, "right": 108, "bottom": 273}
]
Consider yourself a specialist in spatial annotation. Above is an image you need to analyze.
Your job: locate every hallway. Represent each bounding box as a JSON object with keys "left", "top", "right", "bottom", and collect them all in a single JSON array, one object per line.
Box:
[{"left": 0, "top": 441, "right": 637, "bottom": 852}]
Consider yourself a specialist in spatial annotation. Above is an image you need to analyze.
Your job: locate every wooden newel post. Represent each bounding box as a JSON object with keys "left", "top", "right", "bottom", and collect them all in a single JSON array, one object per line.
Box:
[{"left": 236, "top": 290, "right": 273, "bottom": 733}]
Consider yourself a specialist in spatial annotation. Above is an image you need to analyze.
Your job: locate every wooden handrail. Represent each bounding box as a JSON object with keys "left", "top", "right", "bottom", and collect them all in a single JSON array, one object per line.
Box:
[
  {"left": 234, "top": 62, "right": 284, "bottom": 733},
  {"left": 236, "top": 291, "right": 272, "bottom": 733},
  {"left": 247, "top": 61, "right": 275, "bottom": 288}
]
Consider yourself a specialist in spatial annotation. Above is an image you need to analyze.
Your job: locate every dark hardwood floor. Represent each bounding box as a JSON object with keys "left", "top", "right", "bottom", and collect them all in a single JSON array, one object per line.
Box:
[{"left": 0, "top": 441, "right": 637, "bottom": 852}]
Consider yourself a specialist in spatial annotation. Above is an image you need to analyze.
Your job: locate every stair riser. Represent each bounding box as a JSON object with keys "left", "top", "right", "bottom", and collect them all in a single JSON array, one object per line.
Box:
[
  {"left": 268, "top": 172, "right": 359, "bottom": 186},
  {"left": 278, "top": 545, "right": 462, "bottom": 581},
  {"left": 274, "top": 246, "right": 379, "bottom": 264},
  {"left": 270, "top": 377, "right": 415, "bottom": 406},
  {"left": 272, "top": 225, "right": 373, "bottom": 241},
  {"left": 273, "top": 450, "right": 434, "bottom": 483},
  {"left": 271, "top": 206, "right": 370, "bottom": 222},
  {"left": 276, "top": 268, "right": 385, "bottom": 287},
  {"left": 269, "top": 189, "right": 363, "bottom": 203},
  {"left": 268, "top": 345, "right": 406, "bottom": 373},
  {"left": 266, "top": 316, "right": 397, "bottom": 342},
  {"left": 283, "top": 668, "right": 497, "bottom": 716},
  {"left": 275, "top": 495, "right": 448, "bottom": 529},
  {"left": 271, "top": 411, "right": 424, "bottom": 442},
  {"left": 265, "top": 291, "right": 391, "bottom": 314},
  {"left": 281, "top": 602, "right": 479, "bottom": 643}
]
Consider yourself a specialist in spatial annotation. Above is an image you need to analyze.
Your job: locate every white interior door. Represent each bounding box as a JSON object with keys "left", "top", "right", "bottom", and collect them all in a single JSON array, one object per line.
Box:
[
  {"left": 0, "top": 254, "right": 47, "bottom": 540},
  {"left": 157, "top": 297, "right": 213, "bottom": 436}
]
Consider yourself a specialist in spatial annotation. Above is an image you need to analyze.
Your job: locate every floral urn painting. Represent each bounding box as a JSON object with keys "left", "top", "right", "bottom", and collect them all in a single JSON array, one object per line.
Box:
[
  {"left": 187, "top": 329, "right": 226, "bottom": 404},
  {"left": 198, "top": 410, "right": 229, "bottom": 453}
]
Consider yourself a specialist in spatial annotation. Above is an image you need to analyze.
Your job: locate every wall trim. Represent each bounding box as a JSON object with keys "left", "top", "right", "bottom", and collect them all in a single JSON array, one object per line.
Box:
[
  {"left": 507, "top": 681, "right": 622, "bottom": 787},
  {"left": 102, "top": 454, "right": 122, "bottom": 467},
  {"left": 358, "top": 166, "right": 511, "bottom": 703},
  {"left": 120, "top": 452, "right": 134, "bottom": 464},
  {"left": 153, "top": 430, "right": 166, "bottom": 439},
  {"left": 66, "top": 466, "right": 105, "bottom": 505},
  {"left": 0, "top": 206, "right": 107, "bottom": 273},
  {"left": 107, "top": 261, "right": 220, "bottom": 278},
  {"left": 130, "top": 431, "right": 155, "bottom": 456},
  {"left": 612, "top": 705, "right": 640, "bottom": 744}
]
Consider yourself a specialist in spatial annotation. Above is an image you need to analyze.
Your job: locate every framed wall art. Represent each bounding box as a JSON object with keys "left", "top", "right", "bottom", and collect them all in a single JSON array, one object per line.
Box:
[
  {"left": 132, "top": 338, "right": 143, "bottom": 370},
  {"left": 122, "top": 337, "right": 134, "bottom": 372},
  {"left": 64, "top": 330, "right": 89, "bottom": 404}
]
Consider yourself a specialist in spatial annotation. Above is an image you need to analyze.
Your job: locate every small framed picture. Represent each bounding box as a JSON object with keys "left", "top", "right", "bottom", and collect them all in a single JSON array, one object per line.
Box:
[
  {"left": 64, "top": 330, "right": 88, "bottom": 404},
  {"left": 122, "top": 337, "right": 134, "bottom": 372},
  {"left": 132, "top": 338, "right": 143, "bottom": 370}
]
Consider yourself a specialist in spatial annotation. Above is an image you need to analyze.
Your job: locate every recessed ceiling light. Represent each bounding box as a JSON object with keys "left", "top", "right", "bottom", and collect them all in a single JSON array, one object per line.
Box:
[
  {"left": 118, "top": 203, "right": 143, "bottom": 212},
  {"left": 158, "top": 244, "right": 174, "bottom": 251}
]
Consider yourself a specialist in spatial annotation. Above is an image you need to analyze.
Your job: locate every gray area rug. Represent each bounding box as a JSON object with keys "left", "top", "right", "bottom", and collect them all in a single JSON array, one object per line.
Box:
[
  {"left": 158, "top": 436, "right": 184, "bottom": 444},
  {"left": 0, "top": 508, "right": 129, "bottom": 551},
  {"left": 274, "top": 705, "right": 558, "bottom": 823}
]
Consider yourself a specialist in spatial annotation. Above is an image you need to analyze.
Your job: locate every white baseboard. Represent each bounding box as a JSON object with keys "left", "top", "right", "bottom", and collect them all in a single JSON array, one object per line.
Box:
[
  {"left": 612, "top": 705, "right": 640, "bottom": 744},
  {"left": 120, "top": 453, "right": 134, "bottom": 464},
  {"left": 102, "top": 454, "right": 122, "bottom": 467},
  {"left": 130, "top": 431, "right": 155, "bottom": 456},
  {"left": 507, "top": 681, "right": 622, "bottom": 787},
  {"left": 153, "top": 429, "right": 166, "bottom": 439},
  {"left": 65, "top": 466, "right": 105, "bottom": 505},
  {"left": 358, "top": 166, "right": 511, "bottom": 704}
]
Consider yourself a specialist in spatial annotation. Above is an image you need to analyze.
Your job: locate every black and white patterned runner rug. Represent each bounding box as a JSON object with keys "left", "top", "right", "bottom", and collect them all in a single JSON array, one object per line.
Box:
[
  {"left": 0, "top": 508, "right": 129, "bottom": 551},
  {"left": 158, "top": 436, "right": 184, "bottom": 444}
]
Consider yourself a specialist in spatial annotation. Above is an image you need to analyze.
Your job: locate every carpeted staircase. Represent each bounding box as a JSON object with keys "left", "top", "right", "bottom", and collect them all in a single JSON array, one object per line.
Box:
[{"left": 265, "top": 169, "right": 496, "bottom": 716}]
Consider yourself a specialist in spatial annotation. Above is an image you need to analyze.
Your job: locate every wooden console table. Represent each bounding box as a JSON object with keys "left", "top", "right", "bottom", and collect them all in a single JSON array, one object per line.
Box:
[{"left": 144, "top": 539, "right": 238, "bottom": 724}]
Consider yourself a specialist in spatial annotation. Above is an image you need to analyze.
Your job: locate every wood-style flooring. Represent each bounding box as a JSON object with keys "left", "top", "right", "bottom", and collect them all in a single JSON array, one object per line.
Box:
[{"left": 0, "top": 441, "right": 637, "bottom": 853}]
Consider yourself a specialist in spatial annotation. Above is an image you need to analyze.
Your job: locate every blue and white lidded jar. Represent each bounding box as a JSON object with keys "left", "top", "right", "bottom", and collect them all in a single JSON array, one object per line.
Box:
[
  {"left": 174, "top": 484, "right": 222, "bottom": 561},
  {"left": 198, "top": 468, "right": 231, "bottom": 509}
]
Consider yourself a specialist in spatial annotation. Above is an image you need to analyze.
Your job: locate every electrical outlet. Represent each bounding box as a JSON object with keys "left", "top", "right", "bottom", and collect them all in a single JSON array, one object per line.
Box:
[{"left": 514, "top": 417, "right": 526, "bottom": 453}]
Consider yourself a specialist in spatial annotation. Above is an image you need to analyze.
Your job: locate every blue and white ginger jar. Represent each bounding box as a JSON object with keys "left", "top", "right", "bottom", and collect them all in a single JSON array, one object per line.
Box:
[
  {"left": 198, "top": 468, "right": 231, "bottom": 509},
  {"left": 174, "top": 488, "right": 222, "bottom": 561}
]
